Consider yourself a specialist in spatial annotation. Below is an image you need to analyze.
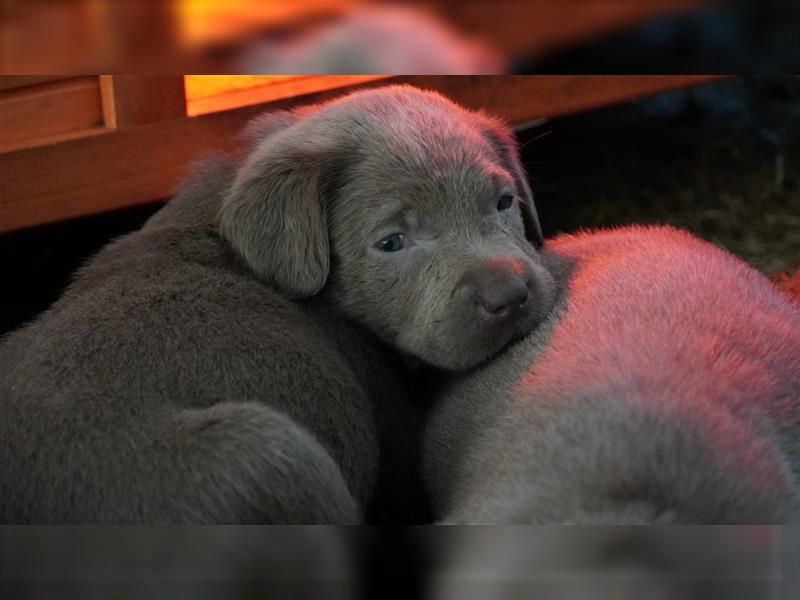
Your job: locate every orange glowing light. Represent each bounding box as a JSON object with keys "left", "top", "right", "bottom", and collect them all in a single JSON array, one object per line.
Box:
[
  {"left": 184, "top": 75, "right": 387, "bottom": 116},
  {"left": 175, "top": 0, "right": 363, "bottom": 48}
]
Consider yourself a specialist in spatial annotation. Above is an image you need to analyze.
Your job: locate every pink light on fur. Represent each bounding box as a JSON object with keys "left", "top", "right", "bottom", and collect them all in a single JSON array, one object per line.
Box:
[
  {"left": 511, "top": 226, "right": 800, "bottom": 497},
  {"left": 485, "top": 255, "right": 527, "bottom": 278}
]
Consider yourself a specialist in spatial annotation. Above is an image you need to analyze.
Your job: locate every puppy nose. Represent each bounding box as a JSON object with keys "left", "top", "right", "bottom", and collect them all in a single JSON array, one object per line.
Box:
[
  {"left": 478, "top": 276, "right": 529, "bottom": 318},
  {"left": 455, "top": 257, "right": 535, "bottom": 324}
]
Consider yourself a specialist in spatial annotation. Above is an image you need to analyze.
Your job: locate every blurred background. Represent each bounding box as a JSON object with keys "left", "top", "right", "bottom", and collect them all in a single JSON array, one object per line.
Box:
[{"left": 2, "top": 0, "right": 799, "bottom": 74}]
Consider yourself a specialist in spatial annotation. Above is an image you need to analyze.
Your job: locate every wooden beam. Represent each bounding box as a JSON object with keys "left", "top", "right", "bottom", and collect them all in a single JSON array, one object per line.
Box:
[
  {"left": 0, "top": 75, "right": 722, "bottom": 233},
  {"left": 100, "top": 76, "right": 187, "bottom": 129},
  {"left": 433, "top": 0, "right": 705, "bottom": 56},
  {"left": 0, "top": 76, "right": 105, "bottom": 154},
  {"left": 400, "top": 75, "right": 722, "bottom": 124},
  {"left": 185, "top": 75, "right": 387, "bottom": 116},
  {"left": 0, "top": 77, "right": 73, "bottom": 92}
]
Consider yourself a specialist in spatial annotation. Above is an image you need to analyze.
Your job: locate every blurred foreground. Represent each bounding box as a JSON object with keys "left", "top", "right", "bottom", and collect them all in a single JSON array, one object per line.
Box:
[{"left": 0, "top": 526, "right": 795, "bottom": 600}]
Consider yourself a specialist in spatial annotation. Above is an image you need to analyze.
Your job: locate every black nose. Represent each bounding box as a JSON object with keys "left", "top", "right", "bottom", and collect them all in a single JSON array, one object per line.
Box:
[{"left": 478, "top": 275, "right": 530, "bottom": 318}]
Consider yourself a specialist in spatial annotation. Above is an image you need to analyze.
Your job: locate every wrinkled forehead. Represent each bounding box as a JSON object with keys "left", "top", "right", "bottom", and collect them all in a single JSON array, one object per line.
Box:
[
  {"left": 328, "top": 96, "right": 516, "bottom": 228},
  {"left": 341, "top": 93, "right": 502, "bottom": 167},
  {"left": 375, "top": 102, "right": 495, "bottom": 163},
  {"left": 363, "top": 144, "right": 510, "bottom": 193},
  {"left": 346, "top": 122, "right": 512, "bottom": 211}
]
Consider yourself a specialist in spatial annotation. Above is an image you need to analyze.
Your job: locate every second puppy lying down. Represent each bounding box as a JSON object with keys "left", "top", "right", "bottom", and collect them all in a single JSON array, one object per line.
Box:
[{"left": 424, "top": 226, "right": 800, "bottom": 523}]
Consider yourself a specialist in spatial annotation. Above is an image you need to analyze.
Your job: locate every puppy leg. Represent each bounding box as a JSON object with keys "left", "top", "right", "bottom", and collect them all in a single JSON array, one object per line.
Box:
[
  {"left": 2, "top": 401, "right": 360, "bottom": 524},
  {"left": 444, "top": 395, "right": 799, "bottom": 524},
  {"left": 143, "top": 402, "right": 361, "bottom": 524}
]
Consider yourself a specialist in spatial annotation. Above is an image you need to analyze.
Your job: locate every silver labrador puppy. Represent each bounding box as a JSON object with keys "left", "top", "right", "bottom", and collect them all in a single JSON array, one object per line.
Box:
[
  {"left": 424, "top": 225, "right": 800, "bottom": 523},
  {"left": 0, "top": 85, "right": 548, "bottom": 523}
]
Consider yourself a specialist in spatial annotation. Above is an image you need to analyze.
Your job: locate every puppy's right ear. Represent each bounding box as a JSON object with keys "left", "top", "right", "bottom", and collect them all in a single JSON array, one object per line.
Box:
[
  {"left": 220, "top": 114, "right": 336, "bottom": 299},
  {"left": 478, "top": 114, "right": 545, "bottom": 249}
]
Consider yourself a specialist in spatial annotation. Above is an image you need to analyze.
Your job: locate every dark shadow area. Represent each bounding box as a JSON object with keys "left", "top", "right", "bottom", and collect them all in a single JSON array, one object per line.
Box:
[
  {"left": 0, "top": 202, "right": 163, "bottom": 335},
  {"left": 520, "top": 76, "right": 800, "bottom": 276},
  {"left": 514, "top": 5, "right": 800, "bottom": 74}
]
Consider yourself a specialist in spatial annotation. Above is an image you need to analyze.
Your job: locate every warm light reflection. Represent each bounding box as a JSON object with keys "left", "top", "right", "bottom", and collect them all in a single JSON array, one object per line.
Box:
[
  {"left": 184, "top": 75, "right": 386, "bottom": 116},
  {"left": 175, "top": 1, "right": 362, "bottom": 48}
]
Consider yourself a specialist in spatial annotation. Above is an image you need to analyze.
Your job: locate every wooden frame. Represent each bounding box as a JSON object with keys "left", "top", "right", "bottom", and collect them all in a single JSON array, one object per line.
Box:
[
  {"left": 0, "top": 75, "right": 721, "bottom": 234},
  {"left": 0, "top": 77, "right": 105, "bottom": 153},
  {"left": 435, "top": 0, "right": 703, "bottom": 57},
  {"left": 185, "top": 75, "right": 386, "bottom": 116},
  {"left": 100, "top": 76, "right": 187, "bottom": 128},
  {"left": 0, "top": 75, "right": 187, "bottom": 154}
]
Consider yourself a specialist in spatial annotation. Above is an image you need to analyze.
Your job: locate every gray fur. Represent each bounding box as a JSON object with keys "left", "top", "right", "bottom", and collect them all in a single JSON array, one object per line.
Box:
[
  {"left": 429, "top": 527, "right": 779, "bottom": 599},
  {"left": 424, "top": 225, "right": 800, "bottom": 523},
  {"left": 220, "top": 85, "right": 549, "bottom": 370},
  {"left": 0, "top": 159, "right": 369, "bottom": 523},
  {"left": 0, "top": 85, "right": 543, "bottom": 523}
]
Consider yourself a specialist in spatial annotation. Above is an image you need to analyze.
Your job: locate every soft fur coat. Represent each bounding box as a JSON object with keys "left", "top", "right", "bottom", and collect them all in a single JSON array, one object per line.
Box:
[
  {"left": 0, "top": 156, "right": 421, "bottom": 524},
  {"left": 425, "top": 226, "right": 800, "bottom": 524}
]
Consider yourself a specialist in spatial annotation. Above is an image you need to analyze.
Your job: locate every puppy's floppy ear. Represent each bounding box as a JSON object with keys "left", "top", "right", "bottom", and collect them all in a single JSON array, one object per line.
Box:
[
  {"left": 479, "top": 115, "right": 545, "bottom": 248},
  {"left": 220, "top": 111, "right": 337, "bottom": 299}
]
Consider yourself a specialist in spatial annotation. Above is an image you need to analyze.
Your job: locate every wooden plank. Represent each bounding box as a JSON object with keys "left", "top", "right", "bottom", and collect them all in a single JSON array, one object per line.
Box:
[
  {"left": 401, "top": 75, "right": 723, "bottom": 123},
  {"left": 431, "top": 0, "right": 705, "bottom": 56},
  {"left": 0, "top": 77, "right": 73, "bottom": 92},
  {"left": 185, "top": 75, "right": 387, "bottom": 116},
  {"left": 176, "top": 0, "right": 362, "bottom": 48},
  {"left": 0, "top": 75, "right": 722, "bottom": 233},
  {"left": 0, "top": 105, "right": 252, "bottom": 233},
  {"left": 0, "top": 76, "right": 105, "bottom": 153},
  {"left": 100, "top": 76, "right": 187, "bottom": 129}
]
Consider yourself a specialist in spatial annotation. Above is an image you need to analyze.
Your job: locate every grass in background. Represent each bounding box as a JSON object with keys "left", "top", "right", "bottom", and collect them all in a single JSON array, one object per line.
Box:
[{"left": 521, "top": 77, "right": 800, "bottom": 299}]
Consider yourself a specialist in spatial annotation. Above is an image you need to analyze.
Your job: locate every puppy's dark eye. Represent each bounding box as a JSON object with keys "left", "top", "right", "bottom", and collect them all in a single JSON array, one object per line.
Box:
[
  {"left": 377, "top": 233, "right": 406, "bottom": 252},
  {"left": 497, "top": 194, "right": 515, "bottom": 211}
]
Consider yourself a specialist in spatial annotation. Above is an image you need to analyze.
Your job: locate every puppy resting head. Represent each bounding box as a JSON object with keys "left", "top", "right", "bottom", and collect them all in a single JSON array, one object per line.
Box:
[{"left": 220, "top": 85, "right": 555, "bottom": 370}]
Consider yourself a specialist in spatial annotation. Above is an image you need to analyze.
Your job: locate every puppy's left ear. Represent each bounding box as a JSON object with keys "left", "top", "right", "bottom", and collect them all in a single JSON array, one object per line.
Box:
[{"left": 479, "top": 115, "right": 545, "bottom": 248}]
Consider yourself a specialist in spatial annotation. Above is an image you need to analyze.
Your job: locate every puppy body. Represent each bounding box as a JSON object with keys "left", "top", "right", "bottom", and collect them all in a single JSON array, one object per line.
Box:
[
  {"left": 0, "top": 156, "right": 419, "bottom": 524},
  {"left": 1, "top": 85, "right": 549, "bottom": 523},
  {"left": 424, "top": 226, "right": 800, "bottom": 523}
]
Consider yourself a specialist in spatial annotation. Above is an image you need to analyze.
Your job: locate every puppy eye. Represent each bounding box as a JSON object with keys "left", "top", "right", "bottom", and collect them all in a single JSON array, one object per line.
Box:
[
  {"left": 497, "top": 194, "right": 515, "bottom": 211},
  {"left": 376, "top": 233, "right": 406, "bottom": 252}
]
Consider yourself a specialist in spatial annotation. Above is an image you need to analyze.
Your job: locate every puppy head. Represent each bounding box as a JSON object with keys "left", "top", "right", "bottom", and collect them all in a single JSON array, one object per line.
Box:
[{"left": 220, "top": 85, "right": 554, "bottom": 370}]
